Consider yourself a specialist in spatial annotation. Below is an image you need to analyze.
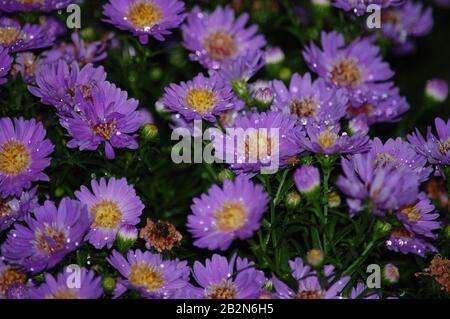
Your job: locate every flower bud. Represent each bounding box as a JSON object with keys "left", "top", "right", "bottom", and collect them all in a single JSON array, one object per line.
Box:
[
  {"left": 441, "top": 224, "right": 450, "bottom": 240},
  {"left": 54, "top": 187, "right": 65, "bottom": 198},
  {"left": 218, "top": 169, "right": 235, "bottom": 183},
  {"left": 141, "top": 123, "right": 158, "bottom": 141},
  {"left": 279, "top": 67, "right": 292, "bottom": 82},
  {"left": 265, "top": 47, "right": 285, "bottom": 65},
  {"left": 254, "top": 87, "right": 274, "bottom": 110},
  {"left": 285, "top": 191, "right": 301, "bottom": 210},
  {"left": 374, "top": 220, "right": 392, "bottom": 238},
  {"left": 328, "top": 192, "right": 341, "bottom": 208},
  {"left": 382, "top": 263, "right": 400, "bottom": 285},
  {"left": 306, "top": 249, "right": 324, "bottom": 267},
  {"left": 426, "top": 79, "right": 448, "bottom": 103},
  {"left": 115, "top": 224, "right": 138, "bottom": 253},
  {"left": 294, "top": 165, "right": 321, "bottom": 195},
  {"left": 232, "top": 80, "right": 250, "bottom": 100},
  {"left": 102, "top": 277, "right": 116, "bottom": 295},
  {"left": 312, "top": 0, "right": 330, "bottom": 9}
]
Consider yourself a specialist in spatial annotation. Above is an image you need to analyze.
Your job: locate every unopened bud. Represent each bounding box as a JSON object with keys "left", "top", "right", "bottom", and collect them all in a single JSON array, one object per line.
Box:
[
  {"left": 285, "top": 191, "right": 301, "bottom": 210},
  {"left": 328, "top": 192, "right": 341, "bottom": 208},
  {"left": 383, "top": 263, "right": 400, "bottom": 285},
  {"left": 141, "top": 123, "right": 158, "bottom": 141},
  {"left": 306, "top": 249, "right": 324, "bottom": 267}
]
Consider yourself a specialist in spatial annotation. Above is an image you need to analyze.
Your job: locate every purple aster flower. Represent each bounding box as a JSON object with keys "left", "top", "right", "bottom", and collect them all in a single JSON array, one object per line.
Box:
[
  {"left": 28, "top": 61, "right": 107, "bottom": 116},
  {"left": 0, "top": 117, "right": 54, "bottom": 197},
  {"left": 39, "top": 16, "right": 67, "bottom": 39},
  {"left": 381, "top": 1, "right": 433, "bottom": 49},
  {"left": 214, "top": 112, "right": 302, "bottom": 175},
  {"left": 211, "top": 50, "right": 265, "bottom": 85},
  {"left": 103, "top": 0, "right": 186, "bottom": 44},
  {"left": 182, "top": 6, "right": 266, "bottom": 70},
  {"left": 371, "top": 137, "right": 432, "bottom": 182},
  {"left": 29, "top": 266, "right": 103, "bottom": 299},
  {"left": 0, "top": 186, "right": 38, "bottom": 233},
  {"left": 0, "top": 0, "right": 74, "bottom": 12},
  {"left": 396, "top": 192, "right": 440, "bottom": 239},
  {"left": 0, "top": 259, "right": 29, "bottom": 299},
  {"left": 271, "top": 73, "right": 348, "bottom": 125},
  {"left": 188, "top": 254, "right": 265, "bottom": 299},
  {"left": 303, "top": 31, "right": 394, "bottom": 109},
  {"left": 187, "top": 176, "right": 269, "bottom": 251},
  {"left": 161, "top": 73, "right": 234, "bottom": 122},
  {"left": 75, "top": 177, "right": 144, "bottom": 249},
  {"left": 426, "top": 78, "right": 448, "bottom": 103},
  {"left": 348, "top": 282, "right": 380, "bottom": 299},
  {"left": 12, "top": 52, "right": 42, "bottom": 85},
  {"left": 333, "top": 0, "right": 403, "bottom": 16},
  {"left": 349, "top": 116, "right": 369, "bottom": 135},
  {"left": 107, "top": 249, "right": 190, "bottom": 299},
  {"left": 385, "top": 227, "right": 437, "bottom": 257},
  {"left": 1, "top": 198, "right": 91, "bottom": 273},
  {"left": 294, "top": 165, "right": 321, "bottom": 194},
  {"left": 337, "top": 152, "right": 420, "bottom": 214},
  {"left": 296, "top": 122, "right": 371, "bottom": 155},
  {"left": 348, "top": 82, "right": 409, "bottom": 125},
  {"left": 0, "top": 17, "right": 55, "bottom": 53},
  {"left": 60, "top": 81, "right": 145, "bottom": 159},
  {"left": 272, "top": 257, "right": 351, "bottom": 299},
  {"left": 0, "top": 46, "right": 12, "bottom": 85},
  {"left": 42, "top": 33, "right": 110, "bottom": 66},
  {"left": 407, "top": 117, "right": 450, "bottom": 165},
  {"left": 265, "top": 46, "right": 285, "bottom": 65}
]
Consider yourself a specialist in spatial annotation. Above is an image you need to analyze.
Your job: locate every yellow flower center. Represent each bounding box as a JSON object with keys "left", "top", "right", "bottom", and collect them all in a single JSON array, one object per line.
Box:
[
  {"left": 439, "top": 138, "right": 450, "bottom": 156},
  {"left": 185, "top": 88, "right": 217, "bottom": 113},
  {"left": 297, "top": 290, "right": 323, "bottom": 299},
  {"left": 46, "top": 289, "right": 80, "bottom": 299},
  {"left": 35, "top": 226, "right": 66, "bottom": 255},
  {"left": 18, "top": 0, "right": 45, "bottom": 5},
  {"left": 0, "top": 199, "right": 12, "bottom": 218},
  {"left": 0, "top": 141, "right": 30, "bottom": 176},
  {"left": 204, "top": 31, "right": 237, "bottom": 61},
  {"left": 206, "top": 281, "right": 237, "bottom": 299},
  {"left": 400, "top": 204, "right": 421, "bottom": 221},
  {"left": 0, "top": 269, "right": 26, "bottom": 295},
  {"left": 92, "top": 120, "right": 117, "bottom": 140},
  {"left": 127, "top": 2, "right": 163, "bottom": 30},
  {"left": 214, "top": 202, "right": 247, "bottom": 232},
  {"left": 129, "top": 262, "right": 165, "bottom": 292},
  {"left": 318, "top": 129, "right": 338, "bottom": 149},
  {"left": 90, "top": 200, "right": 123, "bottom": 230},
  {"left": 330, "top": 58, "right": 363, "bottom": 88},
  {"left": 307, "top": 249, "right": 323, "bottom": 263},
  {"left": 0, "top": 27, "right": 20, "bottom": 47},
  {"left": 290, "top": 98, "right": 318, "bottom": 118},
  {"left": 374, "top": 153, "right": 397, "bottom": 168}
]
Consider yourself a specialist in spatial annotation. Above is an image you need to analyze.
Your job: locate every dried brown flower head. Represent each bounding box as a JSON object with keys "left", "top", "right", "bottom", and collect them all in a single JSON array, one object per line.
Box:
[
  {"left": 139, "top": 219, "right": 182, "bottom": 252},
  {"left": 416, "top": 255, "right": 450, "bottom": 294}
]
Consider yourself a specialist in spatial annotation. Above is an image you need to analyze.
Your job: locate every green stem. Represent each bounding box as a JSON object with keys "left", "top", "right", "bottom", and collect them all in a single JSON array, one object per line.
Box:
[
  {"left": 342, "top": 238, "right": 377, "bottom": 277},
  {"left": 274, "top": 169, "right": 289, "bottom": 206}
]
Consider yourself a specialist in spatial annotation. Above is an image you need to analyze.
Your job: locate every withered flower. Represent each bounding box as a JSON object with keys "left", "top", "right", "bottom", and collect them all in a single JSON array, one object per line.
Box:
[
  {"left": 416, "top": 255, "right": 450, "bottom": 294},
  {"left": 139, "top": 219, "right": 182, "bottom": 253}
]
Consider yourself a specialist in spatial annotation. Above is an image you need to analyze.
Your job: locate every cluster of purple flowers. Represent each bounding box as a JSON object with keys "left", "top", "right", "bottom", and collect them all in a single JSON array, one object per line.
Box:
[
  {"left": 0, "top": 0, "right": 447, "bottom": 301},
  {"left": 336, "top": 134, "right": 443, "bottom": 257}
]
